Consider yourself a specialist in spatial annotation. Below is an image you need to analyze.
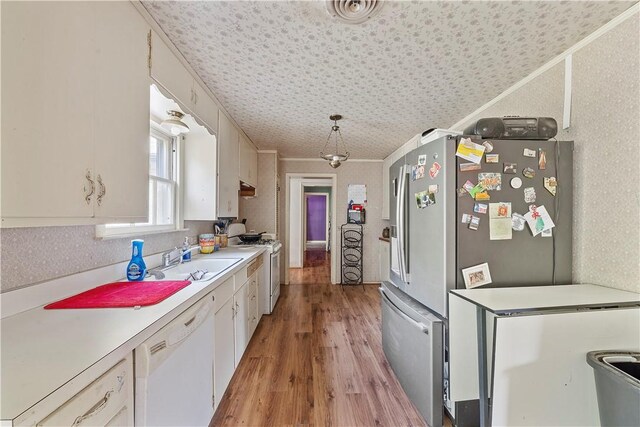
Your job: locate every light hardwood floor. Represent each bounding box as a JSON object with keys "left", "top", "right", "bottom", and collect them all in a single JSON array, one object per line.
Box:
[{"left": 211, "top": 249, "right": 441, "bottom": 427}]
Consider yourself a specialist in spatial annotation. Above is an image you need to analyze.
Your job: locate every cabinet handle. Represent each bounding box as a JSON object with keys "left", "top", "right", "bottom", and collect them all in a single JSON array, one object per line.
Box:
[
  {"left": 84, "top": 170, "right": 95, "bottom": 205},
  {"left": 96, "top": 175, "right": 106, "bottom": 206},
  {"left": 251, "top": 295, "right": 256, "bottom": 301},
  {"left": 72, "top": 390, "right": 113, "bottom": 426}
]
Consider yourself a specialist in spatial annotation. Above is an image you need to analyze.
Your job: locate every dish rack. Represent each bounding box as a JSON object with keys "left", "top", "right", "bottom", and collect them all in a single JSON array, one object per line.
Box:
[{"left": 340, "top": 223, "right": 364, "bottom": 288}]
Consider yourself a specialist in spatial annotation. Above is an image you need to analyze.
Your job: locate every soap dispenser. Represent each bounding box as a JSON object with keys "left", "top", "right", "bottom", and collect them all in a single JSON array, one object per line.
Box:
[
  {"left": 126, "top": 239, "right": 147, "bottom": 281},
  {"left": 182, "top": 236, "right": 192, "bottom": 262}
]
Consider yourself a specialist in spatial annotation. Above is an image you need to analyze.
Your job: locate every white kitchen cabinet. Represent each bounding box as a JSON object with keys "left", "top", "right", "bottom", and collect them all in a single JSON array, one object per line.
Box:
[
  {"left": 217, "top": 113, "right": 240, "bottom": 218},
  {"left": 239, "top": 134, "right": 258, "bottom": 187},
  {"left": 248, "top": 266, "right": 262, "bottom": 336},
  {"left": 149, "top": 30, "right": 193, "bottom": 117},
  {"left": 183, "top": 129, "right": 218, "bottom": 221},
  {"left": 1, "top": 1, "right": 149, "bottom": 227},
  {"left": 16, "top": 355, "right": 134, "bottom": 427},
  {"left": 233, "top": 280, "right": 249, "bottom": 366},
  {"left": 191, "top": 80, "right": 219, "bottom": 135},
  {"left": 149, "top": 31, "right": 219, "bottom": 135},
  {"left": 213, "top": 277, "right": 235, "bottom": 410},
  {"left": 1, "top": 1, "right": 96, "bottom": 222},
  {"left": 93, "top": 1, "right": 150, "bottom": 221}
]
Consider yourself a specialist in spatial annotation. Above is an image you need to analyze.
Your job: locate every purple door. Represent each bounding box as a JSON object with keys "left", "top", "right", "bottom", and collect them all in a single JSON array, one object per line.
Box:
[{"left": 306, "top": 195, "right": 327, "bottom": 241}]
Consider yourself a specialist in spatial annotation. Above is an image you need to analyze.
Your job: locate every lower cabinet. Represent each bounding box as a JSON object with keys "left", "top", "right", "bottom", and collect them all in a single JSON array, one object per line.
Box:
[
  {"left": 248, "top": 268, "right": 260, "bottom": 337},
  {"left": 233, "top": 280, "right": 249, "bottom": 367},
  {"left": 16, "top": 354, "right": 134, "bottom": 426},
  {"left": 213, "top": 277, "right": 236, "bottom": 411}
]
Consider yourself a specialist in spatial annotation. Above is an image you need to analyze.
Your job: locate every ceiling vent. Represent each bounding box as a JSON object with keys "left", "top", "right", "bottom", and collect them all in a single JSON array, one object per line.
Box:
[{"left": 326, "top": 0, "right": 384, "bottom": 24}]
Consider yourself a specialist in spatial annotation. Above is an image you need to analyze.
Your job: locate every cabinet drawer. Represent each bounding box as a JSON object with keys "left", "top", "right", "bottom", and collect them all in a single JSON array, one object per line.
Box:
[
  {"left": 248, "top": 275, "right": 258, "bottom": 298},
  {"left": 213, "top": 276, "right": 234, "bottom": 312},
  {"left": 248, "top": 295, "right": 258, "bottom": 319},
  {"left": 37, "top": 355, "right": 133, "bottom": 426},
  {"left": 234, "top": 267, "right": 248, "bottom": 291},
  {"left": 246, "top": 257, "right": 262, "bottom": 277}
]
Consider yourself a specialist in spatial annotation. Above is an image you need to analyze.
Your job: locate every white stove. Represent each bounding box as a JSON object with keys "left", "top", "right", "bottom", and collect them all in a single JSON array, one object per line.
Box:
[{"left": 227, "top": 224, "right": 281, "bottom": 313}]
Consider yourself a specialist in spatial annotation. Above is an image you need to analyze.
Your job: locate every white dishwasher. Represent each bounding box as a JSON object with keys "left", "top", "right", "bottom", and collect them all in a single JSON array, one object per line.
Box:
[{"left": 135, "top": 293, "right": 215, "bottom": 427}]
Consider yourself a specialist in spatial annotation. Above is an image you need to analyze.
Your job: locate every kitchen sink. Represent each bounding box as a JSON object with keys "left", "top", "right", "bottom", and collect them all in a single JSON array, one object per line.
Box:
[{"left": 162, "top": 258, "right": 242, "bottom": 281}]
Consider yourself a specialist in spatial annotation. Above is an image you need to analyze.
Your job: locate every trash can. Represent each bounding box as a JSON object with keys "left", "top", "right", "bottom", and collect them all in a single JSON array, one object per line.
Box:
[{"left": 587, "top": 351, "right": 640, "bottom": 426}]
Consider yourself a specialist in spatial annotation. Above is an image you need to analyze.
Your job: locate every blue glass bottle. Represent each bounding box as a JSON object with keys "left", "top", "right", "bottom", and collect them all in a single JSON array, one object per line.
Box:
[{"left": 126, "top": 239, "right": 147, "bottom": 281}]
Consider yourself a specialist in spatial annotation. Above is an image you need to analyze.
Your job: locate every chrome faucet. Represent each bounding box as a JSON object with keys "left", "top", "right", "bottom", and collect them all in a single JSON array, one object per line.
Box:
[{"left": 162, "top": 247, "right": 183, "bottom": 267}]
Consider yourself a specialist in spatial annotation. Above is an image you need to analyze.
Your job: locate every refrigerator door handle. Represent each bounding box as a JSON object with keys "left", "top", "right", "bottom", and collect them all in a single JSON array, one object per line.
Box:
[
  {"left": 397, "top": 165, "right": 409, "bottom": 283},
  {"left": 379, "top": 287, "right": 429, "bottom": 334},
  {"left": 395, "top": 167, "right": 404, "bottom": 283}
]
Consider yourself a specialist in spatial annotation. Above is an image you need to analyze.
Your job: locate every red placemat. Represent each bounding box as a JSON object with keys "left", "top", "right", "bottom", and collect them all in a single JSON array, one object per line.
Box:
[{"left": 44, "top": 280, "right": 192, "bottom": 309}]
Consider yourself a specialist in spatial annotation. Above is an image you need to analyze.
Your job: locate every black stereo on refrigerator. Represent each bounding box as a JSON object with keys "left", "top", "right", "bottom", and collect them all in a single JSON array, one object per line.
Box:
[{"left": 464, "top": 117, "right": 558, "bottom": 140}]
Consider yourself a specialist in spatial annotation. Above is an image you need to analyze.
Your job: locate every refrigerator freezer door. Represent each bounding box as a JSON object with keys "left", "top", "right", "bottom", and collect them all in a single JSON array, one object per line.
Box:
[
  {"left": 406, "top": 136, "right": 457, "bottom": 317},
  {"left": 380, "top": 282, "right": 443, "bottom": 427},
  {"left": 456, "top": 139, "right": 573, "bottom": 288},
  {"left": 389, "top": 156, "right": 410, "bottom": 292}
]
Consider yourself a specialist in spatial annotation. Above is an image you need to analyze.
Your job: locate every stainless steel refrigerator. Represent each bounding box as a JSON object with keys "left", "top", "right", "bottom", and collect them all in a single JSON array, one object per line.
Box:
[{"left": 381, "top": 134, "right": 573, "bottom": 426}]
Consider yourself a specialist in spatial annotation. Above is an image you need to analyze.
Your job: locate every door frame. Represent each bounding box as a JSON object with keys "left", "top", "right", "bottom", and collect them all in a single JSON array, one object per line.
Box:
[
  {"left": 285, "top": 173, "right": 337, "bottom": 285},
  {"left": 303, "top": 192, "right": 329, "bottom": 249}
]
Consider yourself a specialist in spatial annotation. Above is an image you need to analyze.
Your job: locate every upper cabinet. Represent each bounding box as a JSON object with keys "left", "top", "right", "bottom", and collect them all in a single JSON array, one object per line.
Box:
[
  {"left": 1, "top": 1, "right": 149, "bottom": 227},
  {"left": 149, "top": 31, "right": 218, "bottom": 135},
  {"left": 93, "top": 2, "right": 151, "bottom": 221},
  {"left": 217, "top": 114, "right": 239, "bottom": 218},
  {"left": 239, "top": 134, "right": 258, "bottom": 188}
]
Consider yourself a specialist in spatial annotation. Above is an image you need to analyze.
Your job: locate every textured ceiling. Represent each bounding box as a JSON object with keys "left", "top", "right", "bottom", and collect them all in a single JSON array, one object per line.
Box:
[{"left": 143, "top": 0, "right": 634, "bottom": 159}]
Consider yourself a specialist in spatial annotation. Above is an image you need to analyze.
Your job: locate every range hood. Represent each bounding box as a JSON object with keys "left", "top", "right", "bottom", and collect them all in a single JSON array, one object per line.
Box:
[{"left": 240, "top": 181, "right": 256, "bottom": 198}]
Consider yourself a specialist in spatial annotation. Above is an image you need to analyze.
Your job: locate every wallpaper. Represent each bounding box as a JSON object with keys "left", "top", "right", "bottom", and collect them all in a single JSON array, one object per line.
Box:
[
  {"left": 238, "top": 152, "right": 278, "bottom": 234},
  {"left": 141, "top": 0, "right": 634, "bottom": 159},
  {"left": 453, "top": 16, "right": 639, "bottom": 292},
  {"left": 0, "top": 221, "right": 214, "bottom": 292},
  {"left": 277, "top": 160, "right": 384, "bottom": 283}
]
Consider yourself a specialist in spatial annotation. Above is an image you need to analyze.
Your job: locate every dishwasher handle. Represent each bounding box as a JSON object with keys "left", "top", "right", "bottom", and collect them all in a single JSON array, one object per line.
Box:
[{"left": 379, "top": 287, "right": 429, "bottom": 334}]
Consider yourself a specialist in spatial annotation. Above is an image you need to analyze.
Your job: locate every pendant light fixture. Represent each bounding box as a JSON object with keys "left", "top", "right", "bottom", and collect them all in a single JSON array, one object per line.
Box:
[
  {"left": 320, "top": 114, "right": 350, "bottom": 168},
  {"left": 161, "top": 110, "right": 190, "bottom": 136}
]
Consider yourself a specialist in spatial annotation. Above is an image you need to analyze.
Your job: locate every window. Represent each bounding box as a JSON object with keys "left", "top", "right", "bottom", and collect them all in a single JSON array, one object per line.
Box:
[{"left": 97, "top": 123, "right": 180, "bottom": 238}]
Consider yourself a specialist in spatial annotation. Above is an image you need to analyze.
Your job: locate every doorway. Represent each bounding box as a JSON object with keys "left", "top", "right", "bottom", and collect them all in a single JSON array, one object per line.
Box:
[
  {"left": 304, "top": 192, "right": 330, "bottom": 251},
  {"left": 285, "top": 174, "right": 337, "bottom": 285}
]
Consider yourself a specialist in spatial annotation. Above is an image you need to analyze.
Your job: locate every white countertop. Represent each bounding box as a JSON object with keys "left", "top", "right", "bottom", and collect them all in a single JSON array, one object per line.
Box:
[
  {"left": 0, "top": 247, "right": 265, "bottom": 421},
  {"left": 450, "top": 284, "right": 640, "bottom": 314}
]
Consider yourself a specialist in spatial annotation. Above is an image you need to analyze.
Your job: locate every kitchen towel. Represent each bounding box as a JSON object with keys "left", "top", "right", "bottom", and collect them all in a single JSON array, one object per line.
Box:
[{"left": 44, "top": 280, "right": 191, "bottom": 309}]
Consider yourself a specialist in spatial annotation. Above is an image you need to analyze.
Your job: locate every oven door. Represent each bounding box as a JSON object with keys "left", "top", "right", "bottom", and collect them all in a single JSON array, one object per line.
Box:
[{"left": 270, "top": 250, "right": 281, "bottom": 311}]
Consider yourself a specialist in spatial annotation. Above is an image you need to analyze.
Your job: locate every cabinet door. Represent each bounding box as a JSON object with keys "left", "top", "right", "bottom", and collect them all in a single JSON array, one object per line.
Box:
[
  {"left": 217, "top": 113, "right": 239, "bottom": 217},
  {"left": 183, "top": 131, "right": 217, "bottom": 220},
  {"left": 149, "top": 30, "right": 193, "bottom": 111},
  {"left": 247, "top": 138, "right": 258, "bottom": 187},
  {"left": 192, "top": 81, "right": 219, "bottom": 135},
  {"left": 233, "top": 281, "right": 249, "bottom": 366},
  {"left": 214, "top": 297, "right": 235, "bottom": 409},
  {"left": 1, "top": 1, "right": 95, "bottom": 221},
  {"left": 93, "top": 1, "right": 149, "bottom": 221},
  {"left": 238, "top": 135, "right": 250, "bottom": 184}
]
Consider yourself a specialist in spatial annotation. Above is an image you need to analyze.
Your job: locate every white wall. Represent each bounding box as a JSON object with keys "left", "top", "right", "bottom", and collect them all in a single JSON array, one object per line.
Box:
[{"left": 289, "top": 178, "right": 303, "bottom": 268}]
